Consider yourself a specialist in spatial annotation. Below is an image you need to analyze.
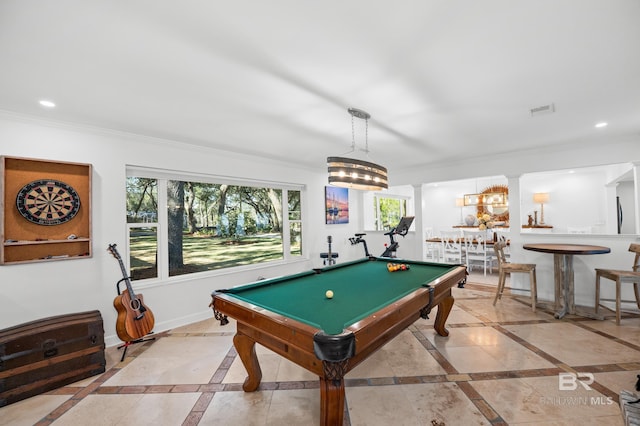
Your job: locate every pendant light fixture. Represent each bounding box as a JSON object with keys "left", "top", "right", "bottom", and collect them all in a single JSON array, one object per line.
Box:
[{"left": 327, "top": 108, "right": 388, "bottom": 191}]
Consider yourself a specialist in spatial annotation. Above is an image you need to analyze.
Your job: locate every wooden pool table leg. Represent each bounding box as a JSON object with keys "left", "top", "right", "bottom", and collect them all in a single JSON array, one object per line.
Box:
[
  {"left": 319, "top": 360, "right": 348, "bottom": 426},
  {"left": 233, "top": 331, "right": 262, "bottom": 392},
  {"left": 434, "top": 292, "right": 454, "bottom": 337}
]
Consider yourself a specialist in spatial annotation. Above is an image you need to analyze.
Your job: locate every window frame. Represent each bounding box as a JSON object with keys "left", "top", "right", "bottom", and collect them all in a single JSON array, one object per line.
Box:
[
  {"left": 364, "top": 191, "right": 414, "bottom": 232},
  {"left": 126, "top": 166, "right": 305, "bottom": 285}
]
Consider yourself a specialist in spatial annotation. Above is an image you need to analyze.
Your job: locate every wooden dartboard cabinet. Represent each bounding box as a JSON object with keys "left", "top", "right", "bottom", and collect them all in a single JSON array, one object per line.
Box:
[{"left": 1, "top": 156, "right": 92, "bottom": 264}]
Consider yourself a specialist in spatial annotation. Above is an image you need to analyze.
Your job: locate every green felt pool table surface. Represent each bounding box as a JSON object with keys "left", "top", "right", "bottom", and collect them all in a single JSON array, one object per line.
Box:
[
  {"left": 220, "top": 257, "right": 459, "bottom": 335},
  {"left": 211, "top": 256, "right": 466, "bottom": 426}
]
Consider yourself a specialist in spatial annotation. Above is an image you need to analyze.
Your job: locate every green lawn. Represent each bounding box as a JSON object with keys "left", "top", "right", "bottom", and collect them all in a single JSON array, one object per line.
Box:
[{"left": 130, "top": 233, "right": 293, "bottom": 280}]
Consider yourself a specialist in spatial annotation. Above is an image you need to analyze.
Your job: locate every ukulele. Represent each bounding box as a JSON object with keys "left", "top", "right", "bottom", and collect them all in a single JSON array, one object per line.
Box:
[{"left": 108, "top": 244, "right": 155, "bottom": 342}]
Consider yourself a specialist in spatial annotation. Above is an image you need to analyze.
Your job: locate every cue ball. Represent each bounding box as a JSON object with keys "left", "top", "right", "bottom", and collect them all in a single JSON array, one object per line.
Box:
[{"left": 325, "top": 290, "right": 334, "bottom": 299}]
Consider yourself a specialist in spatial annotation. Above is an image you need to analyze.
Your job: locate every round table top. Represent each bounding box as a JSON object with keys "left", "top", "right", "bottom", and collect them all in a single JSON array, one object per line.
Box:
[{"left": 523, "top": 243, "right": 611, "bottom": 255}]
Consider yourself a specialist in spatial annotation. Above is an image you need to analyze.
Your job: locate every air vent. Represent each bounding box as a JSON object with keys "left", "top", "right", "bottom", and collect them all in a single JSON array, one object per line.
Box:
[{"left": 530, "top": 103, "right": 555, "bottom": 117}]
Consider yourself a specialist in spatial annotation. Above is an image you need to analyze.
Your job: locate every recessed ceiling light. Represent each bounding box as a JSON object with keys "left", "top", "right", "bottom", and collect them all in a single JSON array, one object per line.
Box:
[
  {"left": 39, "top": 100, "right": 56, "bottom": 108},
  {"left": 595, "top": 122, "right": 608, "bottom": 128}
]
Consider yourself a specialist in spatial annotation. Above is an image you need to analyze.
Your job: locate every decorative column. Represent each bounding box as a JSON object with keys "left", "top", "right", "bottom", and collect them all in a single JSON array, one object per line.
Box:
[
  {"left": 412, "top": 184, "right": 424, "bottom": 258},
  {"left": 506, "top": 174, "right": 526, "bottom": 291},
  {"left": 506, "top": 175, "right": 522, "bottom": 232},
  {"left": 633, "top": 162, "right": 640, "bottom": 234}
]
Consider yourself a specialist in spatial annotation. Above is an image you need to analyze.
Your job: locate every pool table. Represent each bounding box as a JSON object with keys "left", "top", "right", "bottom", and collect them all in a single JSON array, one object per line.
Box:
[{"left": 210, "top": 257, "right": 466, "bottom": 426}]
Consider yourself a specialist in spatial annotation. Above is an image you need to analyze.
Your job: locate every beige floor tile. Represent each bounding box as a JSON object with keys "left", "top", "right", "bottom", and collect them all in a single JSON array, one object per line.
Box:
[
  {"left": 594, "top": 370, "right": 640, "bottom": 395},
  {"left": 472, "top": 376, "right": 622, "bottom": 424},
  {"left": 275, "top": 356, "right": 319, "bottom": 382},
  {"left": 200, "top": 390, "right": 273, "bottom": 426},
  {"left": 347, "top": 382, "right": 488, "bottom": 425},
  {"left": 200, "top": 389, "right": 319, "bottom": 426},
  {"left": 53, "top": 393, "right": 201, "bottom": 426},
  {"left": 583, "top": 316, "right": 640, "bottom": 346},
  {"left": 0, "top": 395, "right": 71, "bottom": 426},
  {"left": 424, "top": 326, "right": 554, "bottom": 373},
  {"left": 170, "top": 316, "right": 236, "bottom": 334},
  {"left": 458, "top": 296, "right": 554, "bottom": 322},
  {"left": 223, "top": 344, "right": 317, "bottom": 384},
  {"left": 104, "top": 335, "right": 233, "bottom": 386},
  {"left": 348, "top": 330, "right": 446, "bottom": 378},
  {"left": 453, "top": 287, "right": 494, "bottom": 300},
  {"left": 467, "top": 271, "right": 502, "bottom": 286},
  {"left": 523, "top": 416, "right": 626, "bottom": 425},
  {"left": 446, "top": 305, "right": 486, "bottom": 323},
  {"left": 3, "top": 275, "right": 638, "bottom": 426},
  {"left": 267, "top": 388, "right": 320, "bottom": 425},
  {"left": 503, "top": 322, "right": 640, "bottom": 366}
]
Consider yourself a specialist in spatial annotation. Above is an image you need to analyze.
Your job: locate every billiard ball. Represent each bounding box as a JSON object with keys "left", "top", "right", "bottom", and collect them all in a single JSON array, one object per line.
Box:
[{"left": 325, "top": 290, "right": 334, "bottom": 299}]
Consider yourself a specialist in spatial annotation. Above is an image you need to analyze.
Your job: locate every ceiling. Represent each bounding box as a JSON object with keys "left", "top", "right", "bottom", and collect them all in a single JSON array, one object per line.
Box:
[{"left": 1, "top": 1, "right": 639, "bottom": 181}]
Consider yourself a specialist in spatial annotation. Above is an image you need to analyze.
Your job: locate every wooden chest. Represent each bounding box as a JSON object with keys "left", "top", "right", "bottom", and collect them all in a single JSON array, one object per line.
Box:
[{"left": 0, "top": 310, "right": 106, "bottom": 407}]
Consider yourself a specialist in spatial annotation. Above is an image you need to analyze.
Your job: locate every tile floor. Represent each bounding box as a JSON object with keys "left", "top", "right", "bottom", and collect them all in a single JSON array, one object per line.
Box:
[{"left": 2, "top": 272, "right": 639, "bottom": 426}]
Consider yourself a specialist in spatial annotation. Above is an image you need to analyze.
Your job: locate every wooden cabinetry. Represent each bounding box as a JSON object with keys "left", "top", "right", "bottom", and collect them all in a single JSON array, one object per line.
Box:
[{"left": 1, "top": 156, "right": 92, "bottom": 264}]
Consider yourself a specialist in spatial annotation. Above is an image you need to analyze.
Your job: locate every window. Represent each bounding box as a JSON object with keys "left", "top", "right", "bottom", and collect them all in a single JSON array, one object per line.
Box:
[
  {"left": 126, "top": 170, "right": 303, "bottom": 281},
  {"left": 288, "top": 190, "right": 302, "bottom": 256},
  {"left": 362, "top": 187, "right": 415, "bottom": 232},
  {"left": 374, "top": 195, "right": 408, "bottom": 231},
  {"left": 127, "top": 178, "right": 158, "bottom": 280}
]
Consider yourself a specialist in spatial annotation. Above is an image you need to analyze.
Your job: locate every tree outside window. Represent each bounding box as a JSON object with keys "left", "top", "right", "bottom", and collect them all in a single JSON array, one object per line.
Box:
[
  {"left": 375, "top": 195, "right": 407, "bottom": 231},
  {"left": 126, "top": 174, "right": 302, "bottom": 281}
]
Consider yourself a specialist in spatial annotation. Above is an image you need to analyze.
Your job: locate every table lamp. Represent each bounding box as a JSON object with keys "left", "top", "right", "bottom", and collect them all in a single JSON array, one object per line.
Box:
[{"left": 533, "top": 193, "right": 549, "bottom": 224}]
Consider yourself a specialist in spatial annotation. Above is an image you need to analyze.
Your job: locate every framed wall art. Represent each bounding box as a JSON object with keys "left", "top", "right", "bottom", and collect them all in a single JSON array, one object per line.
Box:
[{"left": 325, "top": 186, "right": 349, "bottom": 224}]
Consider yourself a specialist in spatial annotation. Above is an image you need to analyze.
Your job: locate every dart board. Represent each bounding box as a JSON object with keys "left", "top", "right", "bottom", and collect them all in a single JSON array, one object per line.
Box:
[{"left": 16, "top": 179, "right": 81, "bottom": 225}]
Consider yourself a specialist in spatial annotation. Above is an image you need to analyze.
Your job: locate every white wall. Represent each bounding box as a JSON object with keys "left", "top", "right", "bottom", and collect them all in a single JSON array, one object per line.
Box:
[
  {"left": 422, "top": 176, "right": 507, "bottom": 234},
  {"left": 421, "top": 166, "right": 638, "bottom": 236},
  {"left": 2, "top": 113, "right": 640, "bottom": 346},
  {"left": 520, "top": 168, "right": 608, "bottom": 233},
  {"left": 0, "top": 113, "right": 366, "bottom": 346}
]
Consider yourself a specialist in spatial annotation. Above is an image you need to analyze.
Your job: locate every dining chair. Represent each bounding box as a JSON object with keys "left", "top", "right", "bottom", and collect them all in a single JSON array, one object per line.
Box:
[
  {"left": 493, "top": 240, "right": 538, "bottom": 311},
  {"left": 494, "top": 231, "right": 511, "bottom": 260},
  {"left": 440, "top": 230, "right": 464, "bottom": 264},
  {"left": 424, "top": 227, "right": 441, "bottom": 261},
  {"left": 595, "top": 243, "right": 640, "bottom": 325},
  {"left": 462, "top": 230, "right": 496, "bottom": 275}
]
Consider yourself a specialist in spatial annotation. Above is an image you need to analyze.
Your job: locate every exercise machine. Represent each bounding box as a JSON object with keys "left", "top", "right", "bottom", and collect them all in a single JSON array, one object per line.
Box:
[
  {"left": 349, "top": 233, "right": 371, "bottom": 257},
  {"left": 380, "top": 216, "right": 414, "bottom": 258},
  {"left": 350, "top": 216, "right": 415, "bottom": 258},
  {"left": 320, "top": 235, "right": 339, "bottom": 265}
]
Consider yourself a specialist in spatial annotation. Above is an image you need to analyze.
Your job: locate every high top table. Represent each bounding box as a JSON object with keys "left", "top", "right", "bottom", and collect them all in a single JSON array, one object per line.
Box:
[{"left": 523, "top": 243, "right": 610, "bottom": 319}]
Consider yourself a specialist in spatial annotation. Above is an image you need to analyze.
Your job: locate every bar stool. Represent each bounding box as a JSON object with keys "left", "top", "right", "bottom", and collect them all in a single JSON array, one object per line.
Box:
[
  {"left": 595, "top": 243, "right": 640, "bottom": 325},
  {"left": 493, "top": 240, "right": 538, "bottom": 312}
]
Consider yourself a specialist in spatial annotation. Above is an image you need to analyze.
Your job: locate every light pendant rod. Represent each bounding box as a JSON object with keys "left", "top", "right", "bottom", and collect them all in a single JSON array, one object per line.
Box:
[
  {"left": 327, "top": 107, "right": 388, "bottom": 191},
  {"left": 349, "top": 107, "right": 370, "bottom": 153}
]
